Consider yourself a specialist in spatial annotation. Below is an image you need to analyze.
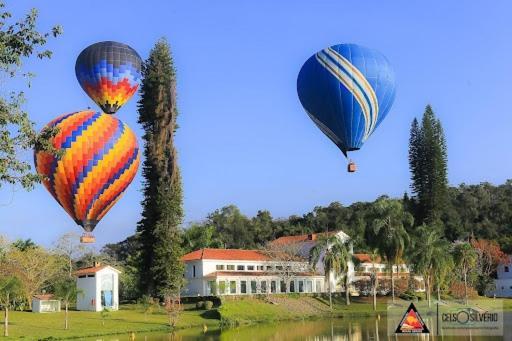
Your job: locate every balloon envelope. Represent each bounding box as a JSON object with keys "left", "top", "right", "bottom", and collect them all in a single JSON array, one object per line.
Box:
[
  {"left": 75, "top": 41, "right": 142, "bottom": 114},
  {"left": 34, "top": 110, "right": 140, "bottom": 232},
  {"left": 297, "top": 43, "right": 396, "bottom": 156}
]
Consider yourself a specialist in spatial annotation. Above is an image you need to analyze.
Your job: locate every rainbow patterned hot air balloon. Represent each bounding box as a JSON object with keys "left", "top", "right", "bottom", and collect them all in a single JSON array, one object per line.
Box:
[
  {"left": 34, "top": 110, "right": 140, "bottom": 241},
  {"left": 75, "top": 41, "right": 142, "bottom": 114}
]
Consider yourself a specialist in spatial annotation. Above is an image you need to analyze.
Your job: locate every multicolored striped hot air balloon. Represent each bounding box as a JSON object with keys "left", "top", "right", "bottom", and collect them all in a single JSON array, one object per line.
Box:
[
  {"left": 75, "top": 41, "right": 142, "bottom": 114},
  {"left": 297, "top": 43, "right": 396, "bottom": 172},
  {"left": 34, "top": 110, "right": 140, "bottom": 242}
]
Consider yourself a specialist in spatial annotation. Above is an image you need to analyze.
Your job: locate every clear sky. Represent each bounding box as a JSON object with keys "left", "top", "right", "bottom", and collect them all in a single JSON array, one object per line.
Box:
[{"left": 1, "top": 0, "right": 511, "bottom": 248}]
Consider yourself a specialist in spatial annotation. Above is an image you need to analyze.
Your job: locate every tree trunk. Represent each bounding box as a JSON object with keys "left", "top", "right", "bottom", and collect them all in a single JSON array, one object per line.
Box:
[
  {"left": 437, "top": 284, "right": 440, "bottom": 302},
  {"left": 391, "top": 264, "right": 395, "bottom": 303},
  {"left": 328, "top": 276, "right": 332, "bottom": 311},
  {"left": 464, "top": 272, "right": 468, "bottom": 305},
  {"left": 373, "top": 276, "right": 377, "bottom": 311},
  {"left": 4, "top": 307, "right": 8, "bottom": 337},
  {"left": 65, "top": 303, "right": 69, "bottom": 330},
  {"left": 345, "top": 277, "right": 350, "bottom": 306},
  {"left": 426, "top": 275, "right": 431, "bottom": 308}
]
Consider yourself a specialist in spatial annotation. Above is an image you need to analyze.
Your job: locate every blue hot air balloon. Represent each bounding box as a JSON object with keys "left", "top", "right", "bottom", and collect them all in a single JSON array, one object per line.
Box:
[{"left": 297, "top": 43, "right": 396, "bottom": 172}]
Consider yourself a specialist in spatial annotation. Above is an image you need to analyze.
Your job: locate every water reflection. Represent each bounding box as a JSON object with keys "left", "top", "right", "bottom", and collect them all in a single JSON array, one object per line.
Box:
[{"left": 87, "top": 314, "right": 510, "bottom": 340}]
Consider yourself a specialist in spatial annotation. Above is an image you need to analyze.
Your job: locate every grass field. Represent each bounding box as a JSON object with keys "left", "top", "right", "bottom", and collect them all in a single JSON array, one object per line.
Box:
[
  {"left": 1, "top": 303, "right": 219, "bottom": 340},
  {"left": 1, "top": 295, "right": 510, "bottom": 339}
]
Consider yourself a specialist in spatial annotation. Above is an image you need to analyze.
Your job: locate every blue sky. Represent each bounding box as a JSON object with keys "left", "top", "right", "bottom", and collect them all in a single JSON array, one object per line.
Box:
[{"left": 1, "top": 0, "right": 511, "bottom": 248}]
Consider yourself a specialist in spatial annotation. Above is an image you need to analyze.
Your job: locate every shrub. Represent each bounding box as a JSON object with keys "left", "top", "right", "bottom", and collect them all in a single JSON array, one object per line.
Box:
[
  {"left": 204, "top": 300, "right": 214, "bottom": 310},
  {"left": 449, "top": 282, "right": 478, "bottom": 299},
  {"left": 196, "top": 301, "right": 205, "bottom": 310}
]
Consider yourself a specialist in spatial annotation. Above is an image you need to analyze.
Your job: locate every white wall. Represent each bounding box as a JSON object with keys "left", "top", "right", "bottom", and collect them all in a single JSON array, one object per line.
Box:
[
  {"left": 77, "top": 275, "right": 97, "bottom": 311},
  {"left": 76, "top": 267, "right": 119, "bottom": 311}
]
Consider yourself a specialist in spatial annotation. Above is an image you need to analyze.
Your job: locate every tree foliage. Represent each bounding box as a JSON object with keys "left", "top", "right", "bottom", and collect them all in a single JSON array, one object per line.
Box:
[
  {"left": 408, "top": 105, "right": 448, "bottom": 225},
  {"left": 0, "top": 1, "right": 62, "bottom": 189},
  {"left": 136, "top": 39, "right": 184, "bottom": 297}
]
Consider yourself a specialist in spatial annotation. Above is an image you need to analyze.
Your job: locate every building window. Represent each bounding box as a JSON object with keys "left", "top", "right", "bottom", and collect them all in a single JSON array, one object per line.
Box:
[
  {"left": 257, "top": 266, "right": 264, "bottom": 270},
  {"left": 261, "top": 281, "right": 267, "bottom": 293},
  {"left": 227, "top": 265, "right": 235, "bottom": 270},
  {"left": 316, "top": 280, "right": 322, "bottom": 293},
  {"left": 251, "top": 281, "right": 257, "bottom": 293},
  {"left": 219, "top": 281, "right": 226, "bottom": 294},
  {"left": 271, "top": 281, "right": 276, "bottom": 293},
  {"left": 230, "top": 281, "right": 236, "bottom": 294},
  {"left": 240, "top": 281, "right": 247, "bottom": 294},
  {"left": 247, "top": 265, "right": 254, "bottom": 271},
  {"left": 298, "top": 280, "right": 304, "bottom": 293},
  {"left": 266, "top": 265, "right": 273, "bottom": 271},
  {"left": 216, "top": 264, "right": 225, "bottom": 270},
  {"left": 505, "top": 266, "right": 510, "bottom": 273},
  {"left": 306, "top": 280, "right": 313, "bottom": 293},
  {"left": 276, "top": 266, "right": 283, "bottom": 271},
  {"left": 237, "top": 265, "right": 245, "bottom": 271},
  {"left": 87, "top": 274, "right": 95, "bottom": 278},
  {"left": 290, "top": 281, "right": 295, "bottom": 293},
  {"left": 193, "top": 265, "right": 196, "bottom": 278},
  {"left": 78, "top": 275, "right": 86, "bottom": 278},
  {"left": 280, "top": 281, "right": 286, "bottom": 293},
  {"left": 207, "top": 281, "right": 216, "bottom": 295}
]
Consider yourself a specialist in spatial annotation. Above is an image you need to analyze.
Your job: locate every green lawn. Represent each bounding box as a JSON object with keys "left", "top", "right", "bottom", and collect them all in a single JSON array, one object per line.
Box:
[
  {"left": 1, "top": 304, "right": 218, "bottom": 340},
  {"left": 2, "top": 296, "right": 511, "bottom": 339}
]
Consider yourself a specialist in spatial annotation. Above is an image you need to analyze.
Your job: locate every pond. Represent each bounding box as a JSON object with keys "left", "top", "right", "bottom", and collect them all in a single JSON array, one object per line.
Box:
[{"left": 85, "top": 313, "right": 511, "bottom": 340}]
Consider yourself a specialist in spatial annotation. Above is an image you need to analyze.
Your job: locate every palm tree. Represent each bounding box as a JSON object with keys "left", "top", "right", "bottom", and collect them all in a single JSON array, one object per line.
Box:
[
  {"left": 0, "top": 276, "right": 22, "bottom": 337},
  {"left": 54, "top": 278, "right": 83, "bottom": 330},
  {"left": 368, "top": 198, "right": 412, "bottom": 303},
  {"left": 432, "top": 249, "right": 454, "bottom": 302},
  {"left": 309, "top": 234, "right": 351, "bottom": 309},
  {"left": 452, "top": 242, "right": 477, "bottom": 305},
  {"left": 412, "top": 226, "right": 448, "bottom": 307},
  {"left": 367, "top": 250, "right": 380, "bottom": 311}
]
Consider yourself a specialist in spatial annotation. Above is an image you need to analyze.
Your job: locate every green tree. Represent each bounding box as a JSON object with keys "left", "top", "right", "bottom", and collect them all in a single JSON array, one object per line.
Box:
[
  {"left": 0, "top": 2, "right": 62, "bottom": 189},
  {"left": 137, "top": 39, "right": 184, "bottom": 297},
  {"left": 452, "top": 242, "right": 477, "bottom": 305},
  {"left": 367, "top": 197, "right": 412, "bottom": 303},
  {"left": 54, "top": 278, "right": 82, "bottom": 330},
  {"left": 0, "top": 276, "right": 21, "bottom": 337},
  {"left": 411, "top": 226, "right": 449, "bottom": 307},
  {"left": 309, "top": 234, "right": 351, "bottom": 309},
  {"left": 11, "top": 238, "right": 36, "bottom": 251},
  {"left": 408, "top": 105, "right": 448, "bottom": 225}
]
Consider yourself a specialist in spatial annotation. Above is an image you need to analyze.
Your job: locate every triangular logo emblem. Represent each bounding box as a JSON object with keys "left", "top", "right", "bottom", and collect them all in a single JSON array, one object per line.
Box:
[{"left": 395, "top": 303, "right": 430, "bottom": 334}]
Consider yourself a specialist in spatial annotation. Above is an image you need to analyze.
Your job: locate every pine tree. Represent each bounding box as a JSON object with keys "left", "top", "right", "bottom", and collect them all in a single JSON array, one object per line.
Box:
[
  {"left": 408, "top": 105, "right": 448, "bottom": 225},
  {"left": 136, "top": 39, "right": 184, "bottom": 297}
]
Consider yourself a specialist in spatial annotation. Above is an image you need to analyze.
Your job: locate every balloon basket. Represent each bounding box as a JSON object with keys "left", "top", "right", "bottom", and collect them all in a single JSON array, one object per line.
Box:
[
  {"left": 80, "top": 233, "right": 95, "bottom": 243},
  {"left": 347, "top": 161, "right": 357, "bottom": 173}
]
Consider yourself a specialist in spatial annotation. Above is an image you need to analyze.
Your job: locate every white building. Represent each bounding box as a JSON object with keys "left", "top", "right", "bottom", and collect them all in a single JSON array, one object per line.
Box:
[
  {"left": 488, "top": 256, "right": 512, "bottom": 297},
  {"left": 181, "top": 248, "right": 326, "bottom": 297},
  {"left": 181, "top": 231, "right": 424, "bottom": 297},
  {"left": 32, "top": 294, "right": 60, "bottom": 313},
  {"left": 352, "top": 253, "right": 425, "bottom": 294},
  {"left": 74, "top": 263, "right": 120, "bottom": 311}
]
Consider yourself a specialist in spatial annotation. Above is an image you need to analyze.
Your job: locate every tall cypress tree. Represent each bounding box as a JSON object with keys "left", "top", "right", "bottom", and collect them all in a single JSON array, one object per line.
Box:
[
  {"left": 136, "top": 39, "right": 184, "bottom": 297},
  {"left": 408, "top": 105, "right": 448, "bottom": 225}
]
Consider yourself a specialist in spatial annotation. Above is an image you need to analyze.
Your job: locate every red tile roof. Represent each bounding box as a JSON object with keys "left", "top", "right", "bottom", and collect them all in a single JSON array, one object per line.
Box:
[
  {"left": 354, "top": 253, "right": 382, "bottom": 263},
  {"left": 271, "top": 232, "right": 335, "bottom": 245},
  {"left": 181, "top": 248, "right": 270, "bottom": 261},
  {"left": 73, "top": 265, "right": 120, "bottom": 276}
]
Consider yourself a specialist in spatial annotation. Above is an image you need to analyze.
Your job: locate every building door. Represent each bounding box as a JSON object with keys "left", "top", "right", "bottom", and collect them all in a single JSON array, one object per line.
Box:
[
  {"left": 101, "top": 273, "right": 114, "bottom": 308},
  {"left": 101, "top": 290, "right": 113, "bottom": 307}
]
